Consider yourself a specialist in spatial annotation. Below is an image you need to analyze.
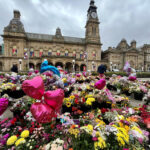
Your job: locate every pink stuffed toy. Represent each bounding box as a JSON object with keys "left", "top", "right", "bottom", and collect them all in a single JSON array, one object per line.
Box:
[
  {"left": 94, "top": 79, "right": 106, "bottom": 90},
  {"left": 129, "top": 76, "right": 136, "bottom": 81}
]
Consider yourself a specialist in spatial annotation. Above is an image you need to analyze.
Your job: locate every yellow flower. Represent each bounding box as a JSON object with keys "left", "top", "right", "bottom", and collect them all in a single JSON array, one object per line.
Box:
[
  {"left": 69, "top": 95, "right": 75, "bottom": 99},
  {"left": 87, "top": 124, "right": 93, "bottom": 131},
  {"left": 131, "top": 126, "right": 142, "bottom": 134},
  {"left": 15, "top": 138, "right": 26, "bottom": 146},
  {"left": 66, "top": 102, "right": 71, "bottom": 107},
  {"left": 68, "top": 128, "right": 79, "bottom": 138},
  {"left": 94, "top": 133, "right": 106, "bottom": 149},
  {"left": 7, "top": 135, "right": 17, "bottom": 146},
  {"left": 86, "top": 97, "right": 95, "bottom": 105},
  {"left": 21, "top": 130, "right": 29, "bottom": 138}
]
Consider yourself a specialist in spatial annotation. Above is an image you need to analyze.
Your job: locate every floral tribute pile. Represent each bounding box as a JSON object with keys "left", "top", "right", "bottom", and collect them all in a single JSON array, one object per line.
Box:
[{"left": 0, "top": 61, "right": 150, "bottom": 150}]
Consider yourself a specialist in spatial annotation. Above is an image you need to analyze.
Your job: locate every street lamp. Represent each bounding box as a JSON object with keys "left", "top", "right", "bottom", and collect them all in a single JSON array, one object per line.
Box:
[
  {"left": 72, "top": 59, "right": 75, "bottom": 73},
  {"left": 110, "top": 62, "right": 112, "bottom": 71},
  {"left": 92, "top": 61, "right": 95, "bottom": 71},
  {"left": 19, "top": 59, "right": 22, "bottom": 71}
]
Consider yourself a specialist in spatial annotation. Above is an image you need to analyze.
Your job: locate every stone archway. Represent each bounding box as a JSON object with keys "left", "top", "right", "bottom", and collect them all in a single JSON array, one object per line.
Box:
[
  {"left": 48, "top": 62, "right": 53, "bottom": 66},
  {"left": 65, "top": 62, "right": 72, "bottom": 73},
  {"left": 0, "top": 62, "right": 2, "bottom": 71},
  {"left": 36, "top": 63, "right": 41, "bottom": 71},
  {"left": 75, "top": 64, "right": 79, "bottom": 72},
  {"left": 55, "top": 62, "right": 63, "bottom": 68},
  {"left": 29, "top": 63, "right": 35, "bottom": 69},
  {"left": 80, "top": 64, "right": 86, "bottom": 72}
]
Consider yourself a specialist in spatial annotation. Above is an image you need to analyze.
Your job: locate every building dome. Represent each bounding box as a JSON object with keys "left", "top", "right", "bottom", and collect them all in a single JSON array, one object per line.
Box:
[{"left": 4, "top": 10, "right": 25, "bottom": 33}]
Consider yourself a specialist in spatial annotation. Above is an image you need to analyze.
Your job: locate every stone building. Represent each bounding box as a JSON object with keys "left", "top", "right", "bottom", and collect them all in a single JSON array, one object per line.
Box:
[
  {"left": 0, "top": 0, "right": 102, "bottom": 72},
  {"left": 102, "top": 39, "right": 150, "bottom": 72}
]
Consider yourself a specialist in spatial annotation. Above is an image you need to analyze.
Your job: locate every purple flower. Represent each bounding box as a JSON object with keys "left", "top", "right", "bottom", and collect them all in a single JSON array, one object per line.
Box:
[{"left": 0, "top": 133, "right": 9, "bottom": 145}]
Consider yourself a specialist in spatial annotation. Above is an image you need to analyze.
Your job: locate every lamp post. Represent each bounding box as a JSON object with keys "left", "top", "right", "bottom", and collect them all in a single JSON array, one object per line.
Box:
[
  {"left": 92, "top": 61, "right": 94, "bottom": 71},
  {"left": 19, "top": 59, "right": 22, "bottom": 71},
  {"left": 72, "top": 59, "right": 75, "bottom": 74},
  {"left": 110, "top": 62, "right": 112, "bottom": 71}
]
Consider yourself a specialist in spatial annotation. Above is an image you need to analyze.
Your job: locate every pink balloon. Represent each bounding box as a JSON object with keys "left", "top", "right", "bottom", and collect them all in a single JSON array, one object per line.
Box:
[
  {"left": 129, "top": 76, "right": 136, "bottom": 81},
  {"left": 0, "top": 98, "right": 9, "bottom": 116},
  {"left": 30, "top": 103, "right": 55, "bottom": 123},
  {"left": 76, "top": 74, "right": 81, "bottom": 77},
  {"left": 22, "top": 76, "right": 44, "bottom": 100},
  {"left": 94, "top": 79, "right": 106, "bottom": 90},
  {"left": 44, "top": 89, "right": 64, "bottom": 111}
]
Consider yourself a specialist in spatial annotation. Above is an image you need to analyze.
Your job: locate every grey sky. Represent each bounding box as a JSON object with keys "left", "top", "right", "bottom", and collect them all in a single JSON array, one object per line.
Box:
[{"left": 0, "top": 0, "right": 150, "bottom": 50}]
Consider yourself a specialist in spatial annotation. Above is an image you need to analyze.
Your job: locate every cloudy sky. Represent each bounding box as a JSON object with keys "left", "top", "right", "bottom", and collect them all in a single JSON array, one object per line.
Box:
[{"left": 0, "top": 0, "right": 150, "bottom": 50}]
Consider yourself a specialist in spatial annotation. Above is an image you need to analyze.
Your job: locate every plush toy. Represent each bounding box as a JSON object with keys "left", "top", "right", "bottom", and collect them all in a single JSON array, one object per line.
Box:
[{"left": 40, "top": 59, "right": 60, "bottom": 77}]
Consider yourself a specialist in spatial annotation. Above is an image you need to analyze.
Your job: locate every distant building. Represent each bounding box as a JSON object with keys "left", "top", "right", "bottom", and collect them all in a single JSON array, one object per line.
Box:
[
  {"left": 0, "top": 0, "right": 102, "bottom": 72},
  {"left": 102, "top": 39, "right": 150, "bottom": 72}
]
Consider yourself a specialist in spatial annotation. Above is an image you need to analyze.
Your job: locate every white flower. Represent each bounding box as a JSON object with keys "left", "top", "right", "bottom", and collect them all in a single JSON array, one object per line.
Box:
[{"left": 29, "top": 146, "right": 33, "bottom": 149}]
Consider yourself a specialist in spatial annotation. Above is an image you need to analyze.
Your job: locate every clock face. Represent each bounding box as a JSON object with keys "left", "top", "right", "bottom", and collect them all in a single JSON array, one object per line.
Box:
[{"left": 91, "top": 12, "right": 97, "bottom": 19}]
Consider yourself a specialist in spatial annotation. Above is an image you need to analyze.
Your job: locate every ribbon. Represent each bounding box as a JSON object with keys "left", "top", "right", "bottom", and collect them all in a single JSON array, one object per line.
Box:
[{"left": 22, "top": 76, "right": 64, "bottom": 123}]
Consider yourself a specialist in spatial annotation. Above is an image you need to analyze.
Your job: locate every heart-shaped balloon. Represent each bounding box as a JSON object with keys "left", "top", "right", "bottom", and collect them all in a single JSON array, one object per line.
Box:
[
  {"left": 94, "top": 79, "right": 106, "bottom": 90},
  {"left": 44, "top": 89, "right": 64, "bottom": 111},
  {"left": 0, "top": 98, "right": 9, "bottom": 116},
  {"left": 30, "top": 103, "right": 55, "bottom": 123},
  {"left": 129, "top": 76, "right": 136, "bottom": 81},
  {"left": 22, "top": 76, "right": 44, "bottom": 100}
]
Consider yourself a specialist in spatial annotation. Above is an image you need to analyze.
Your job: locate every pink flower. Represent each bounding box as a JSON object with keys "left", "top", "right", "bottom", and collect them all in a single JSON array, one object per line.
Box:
[
  {"left": 123, "top": 149, "right": 129, "bottom": 150},
  {"left": 92, "top": 137, "right": 98, "bottom": 141}
]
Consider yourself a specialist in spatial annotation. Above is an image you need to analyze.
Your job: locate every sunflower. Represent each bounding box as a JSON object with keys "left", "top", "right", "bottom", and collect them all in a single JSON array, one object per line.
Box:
[{"left": 66, "top": 102, "right": 71, "bottom": 107}]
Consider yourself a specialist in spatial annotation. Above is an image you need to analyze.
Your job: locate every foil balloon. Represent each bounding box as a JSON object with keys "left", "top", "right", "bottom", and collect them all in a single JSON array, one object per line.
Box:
[
  {"left": 30, "top": 103, "right": 55, "bottom": 123},
  {"left": 44, "top": 89, "right": 64, "bottom": 111},
  {"left": 0, "top": 98, "right": 9, "bottom": 116},
  {"left": 22, "top": 76, "right": 44, "bottom": 100},
  {"left": 94, "top": 79, "right": 106, "bottom": 90},
  {"left": 22, "top": 76, "right": 64, "bottom": 123},
  {"left": 129, "top": 76, "right": 136, "bottom": 81},
  {"left": 40, "top": 60, "right": 60, "bottom": 77}
]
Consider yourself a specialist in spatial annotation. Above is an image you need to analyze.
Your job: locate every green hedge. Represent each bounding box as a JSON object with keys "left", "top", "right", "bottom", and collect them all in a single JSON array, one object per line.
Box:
[
  {"left": 137, "top": 72, "right": 150, "bottom": 78},
  {"left": 92, "top": 71, "right": 150, "bottom": 78}
]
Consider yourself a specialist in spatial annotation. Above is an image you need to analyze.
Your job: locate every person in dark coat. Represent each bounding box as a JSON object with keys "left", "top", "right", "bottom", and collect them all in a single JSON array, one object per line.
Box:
[
  {"left": 97, "top": 64, "right": 107, "bottom": 78},
  {"left": 11, "top": 65, "right": 18, "bottom": 73}
]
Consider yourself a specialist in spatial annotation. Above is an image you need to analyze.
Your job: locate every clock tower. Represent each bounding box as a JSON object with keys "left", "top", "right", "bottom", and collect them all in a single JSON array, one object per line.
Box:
[
  {"left": 85, "top": 0, "right": 101, "bottom": 44},
  {"left": 85, "top": 0, "right": 102, "bottom": 65}
]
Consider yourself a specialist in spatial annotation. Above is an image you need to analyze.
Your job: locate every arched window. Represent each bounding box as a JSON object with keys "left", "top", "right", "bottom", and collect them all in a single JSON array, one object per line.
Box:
[
  {"left": 57, "top": 50, "right": 60, "bottom": 56},
  {"left": 39, "top": 49, "right": 43, "bottom": 57},
  {"left": 65, "top": 50, "right": 68, "bottom": 56},
  {"left": 12, "top": 46, "right": 17, "bottom": 56},
  {"left": 30, "top": 48, "right": 34, "bottom": 57},
  {"left": 48, "top": 49, "right": 52, "bottom": 56}
]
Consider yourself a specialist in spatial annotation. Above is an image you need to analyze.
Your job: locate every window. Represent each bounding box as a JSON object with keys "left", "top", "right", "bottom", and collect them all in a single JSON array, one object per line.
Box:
[
  {"left": 65, "top": 50, "right": 68, "bottom": 56},
  {"left": 30, "top": 48, "right": 34, "bottom": 57},
  {"left": 12, "top": 46, "right": 17, "bottom": 56},
  {"left": 73, "top": 50, "right": 76, "bottom": 57},
  {"left": 48, "top": 49, "right": 52, "bottom": 56},
  {"left": 57, "top": 50, "right": 60, "bottom": 56},
  {"left": 92, "top": 27, "right": 96, "bottom": 36},
  {"left": 39, "top": 49, "right": 43, "bottom": 57},
  {"left": 92, "top": 51, "right": 96, "bottom": 58},
  {"left": 80, "top": 51, "right": 83, "bottom": 59}
]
